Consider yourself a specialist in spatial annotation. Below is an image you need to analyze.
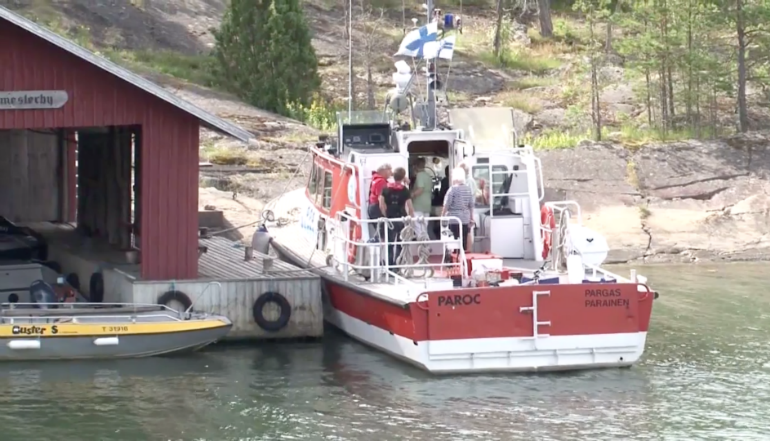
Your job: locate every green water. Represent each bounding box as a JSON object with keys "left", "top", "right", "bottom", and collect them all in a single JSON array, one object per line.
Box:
[{"left": 1, "top": 263, "right": 768, "bottom": 441}]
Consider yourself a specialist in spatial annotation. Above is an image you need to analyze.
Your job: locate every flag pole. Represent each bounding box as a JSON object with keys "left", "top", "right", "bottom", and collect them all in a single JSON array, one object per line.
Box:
[
  {"left": 425, "top": 0, "right": 436, "bottom": 129},
  {"left": 347, "top": 0, "right": 353, "bottom": 117}
]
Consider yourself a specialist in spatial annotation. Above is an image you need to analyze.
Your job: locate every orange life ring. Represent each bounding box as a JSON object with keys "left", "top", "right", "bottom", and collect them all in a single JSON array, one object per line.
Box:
[{"left": 541, "top": 205, "right": 556, "bottom": 259}]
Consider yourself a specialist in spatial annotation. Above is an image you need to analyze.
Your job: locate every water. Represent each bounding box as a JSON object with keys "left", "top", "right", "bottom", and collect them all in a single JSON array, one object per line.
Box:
[{"left": 1, "top": 263, "right": 768, "bottom": 441}]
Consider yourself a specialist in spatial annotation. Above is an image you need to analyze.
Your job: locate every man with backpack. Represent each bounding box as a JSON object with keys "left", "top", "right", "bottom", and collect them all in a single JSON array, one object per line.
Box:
[{"left": 379, "top": 167, "right": 414, "bottom": 268}]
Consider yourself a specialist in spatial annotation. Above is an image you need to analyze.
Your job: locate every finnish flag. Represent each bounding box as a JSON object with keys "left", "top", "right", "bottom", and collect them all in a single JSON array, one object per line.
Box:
[
  {"left": 394, "top": 22, "right": 439, "bottom": 58},
  {"left": 423, "top": 35, "right": 457, "bottom": 60}
]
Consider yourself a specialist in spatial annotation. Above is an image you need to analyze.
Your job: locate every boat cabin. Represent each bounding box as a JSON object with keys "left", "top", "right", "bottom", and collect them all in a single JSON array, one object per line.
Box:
[{"left": 303, "top": 107, "right": 549, "bottom": 273}]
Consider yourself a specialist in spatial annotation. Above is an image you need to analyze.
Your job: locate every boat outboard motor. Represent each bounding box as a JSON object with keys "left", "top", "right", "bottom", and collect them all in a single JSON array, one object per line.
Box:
[
  {"left": 29, "top": 280, "right": 59, "bottom": 309},
  {"left": 252, "top": 224, "right": 271, "bottom": 255}
]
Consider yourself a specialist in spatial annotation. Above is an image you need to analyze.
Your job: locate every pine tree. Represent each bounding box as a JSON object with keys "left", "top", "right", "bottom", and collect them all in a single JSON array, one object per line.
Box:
[{"left": 213, "top": 0, "right": 321, "bottom": 115}]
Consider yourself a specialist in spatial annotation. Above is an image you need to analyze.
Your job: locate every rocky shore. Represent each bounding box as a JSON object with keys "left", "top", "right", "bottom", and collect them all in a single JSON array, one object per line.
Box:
[{"left": 539, "top": 132, "right": 770, "bottom": 264}]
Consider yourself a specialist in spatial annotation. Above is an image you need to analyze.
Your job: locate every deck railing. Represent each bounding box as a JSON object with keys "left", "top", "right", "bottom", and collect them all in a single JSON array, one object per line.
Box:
[{"left": 332, "top": 213, "right": 469, "bottom": 286}]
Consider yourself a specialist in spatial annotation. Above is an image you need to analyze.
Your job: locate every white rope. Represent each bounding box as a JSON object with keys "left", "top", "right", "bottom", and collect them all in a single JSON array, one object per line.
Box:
[{"left": 395, "top": 216, "right": 433, "bottom": 278}]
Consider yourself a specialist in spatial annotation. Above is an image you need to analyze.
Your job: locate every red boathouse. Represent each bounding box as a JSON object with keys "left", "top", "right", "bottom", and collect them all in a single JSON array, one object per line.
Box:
[{"left": 0, "top": 6, "right": 251, "bottom": 281}]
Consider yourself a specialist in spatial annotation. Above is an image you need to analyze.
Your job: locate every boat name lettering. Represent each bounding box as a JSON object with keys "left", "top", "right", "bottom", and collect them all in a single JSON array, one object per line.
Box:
[
  {"left": 584, "top": 289, "right": 628, "bottom": 308},
  {"left": 12, "top": 325, "right": 57, "bottom": 335},
  {"left": 437, "top": 294, "right": 481, "bottom": 307},
  {"left": 584, "top": 288, "right": 621, "bottom": 297},
  {"left": 102, "top": 326, "right": 129, "bottom": 332}
]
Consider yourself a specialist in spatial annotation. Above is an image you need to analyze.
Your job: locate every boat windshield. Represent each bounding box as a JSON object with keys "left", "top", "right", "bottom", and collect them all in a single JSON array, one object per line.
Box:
[{"left": 337, "top": 110, "right": 390, "bottom": 126}]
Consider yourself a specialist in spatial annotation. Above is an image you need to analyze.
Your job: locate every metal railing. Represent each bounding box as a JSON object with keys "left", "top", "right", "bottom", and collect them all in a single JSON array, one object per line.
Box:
[
  {"left": 0, "top": 302, "right": 210, "bottom": 323},
  {"left": 332, "top": 212, "right": 468, "bottom": 286}
]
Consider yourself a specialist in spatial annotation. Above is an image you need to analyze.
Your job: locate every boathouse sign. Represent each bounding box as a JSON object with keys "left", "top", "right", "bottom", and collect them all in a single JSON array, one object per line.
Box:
[{"left": 0, "top": 91, "right": 69, "bottom": 110}]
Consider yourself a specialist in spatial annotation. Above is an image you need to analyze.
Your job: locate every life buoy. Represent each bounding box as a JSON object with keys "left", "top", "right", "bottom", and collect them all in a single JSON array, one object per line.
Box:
[
  {"left": 157, "top": 290, "right": 193, "bottom": 313},
  {"left": 65, "top": 273, "right": 80, "bottom": 291},
  {"left": 253, "top": 291, "right": 292, "bottom": 332},
  {"left": 89, "top": 272, "right": 104, "bottom": 303},
  {"left": 541, "top": 205, "right": 556, "bottom": 259}
]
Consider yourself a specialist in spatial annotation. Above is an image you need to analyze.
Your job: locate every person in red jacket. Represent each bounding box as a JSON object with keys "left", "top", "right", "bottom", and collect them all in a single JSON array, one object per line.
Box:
[{"left": 367, "top": 163, "right": 392, "bottom": 240}]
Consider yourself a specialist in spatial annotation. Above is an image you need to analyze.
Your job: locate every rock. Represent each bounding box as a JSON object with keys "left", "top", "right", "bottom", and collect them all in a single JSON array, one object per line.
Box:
[
  {"left": 535, "top": 108, "right": 568, "bottom": 128},
  {"left": 512, "top": 109, "right": 534, "bottom": 137},
  {"left": 536, "top": 134, "right": 770, "bottom": 263}
]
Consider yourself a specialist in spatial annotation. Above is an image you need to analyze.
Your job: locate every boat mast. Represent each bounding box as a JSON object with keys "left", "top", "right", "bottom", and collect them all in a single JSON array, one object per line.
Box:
[
  {"left": 425, "top": 0, "right": 436, "bottom": 129},
  {"left": 347, "top": 0, "right": 353, "bottom": 117}
]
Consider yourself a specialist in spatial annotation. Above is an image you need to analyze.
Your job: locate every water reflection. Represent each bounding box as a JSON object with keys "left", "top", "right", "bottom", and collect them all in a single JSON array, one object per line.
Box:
[{"left": 0, "top": 263, "right": 767, "bottom": 440}]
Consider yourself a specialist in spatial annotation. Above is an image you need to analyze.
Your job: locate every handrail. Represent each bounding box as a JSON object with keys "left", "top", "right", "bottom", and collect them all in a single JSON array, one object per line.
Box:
[
  {"left": 0, "top": 313, "right": 186, "bottom": 322},
  {"left": 1, "top": 302, "right": 180, "bottom": 311},
  {"left": 544, "top": 201, "right": 583, "bottom": 224},
  {"left": 333, "top": 213, "right": 468, "bottom": 282}
]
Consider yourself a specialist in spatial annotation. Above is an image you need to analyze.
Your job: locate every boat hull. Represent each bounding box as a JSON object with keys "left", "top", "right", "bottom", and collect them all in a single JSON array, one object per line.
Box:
[
  {"left": 277, "top": 247, "right": 653, "bottom": 374},
  {"left": 324, "top": 286, "right": 646, "bottom": 373},
  {"left": 0, "top": 320, "right": 232, "bottom": 361}
]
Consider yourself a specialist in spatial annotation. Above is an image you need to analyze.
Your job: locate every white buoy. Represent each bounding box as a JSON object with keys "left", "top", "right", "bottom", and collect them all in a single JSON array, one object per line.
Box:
[
  {"left": 8, "top": 340, "right": 41, "bottom": 350},
  {"left": 93, "top": 337, "right": 119, "bottom": 346}
]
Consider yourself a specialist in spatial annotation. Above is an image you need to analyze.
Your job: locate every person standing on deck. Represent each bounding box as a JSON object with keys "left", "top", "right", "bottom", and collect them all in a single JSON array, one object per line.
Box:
[
  {"left": 368, "top": 163, "right": 392, "bottom": 240},
  {"left": 441, "top": 167, "right": 474, "bottom": 262},
  {"left": 411, "top": 158, "right": 433, "bottom": 240},
  {"left": 379, "top": 167, "right": 414, "bottom": 268},
  {"left": 458, "top": 161, "right": 477, "bottom": 250}
]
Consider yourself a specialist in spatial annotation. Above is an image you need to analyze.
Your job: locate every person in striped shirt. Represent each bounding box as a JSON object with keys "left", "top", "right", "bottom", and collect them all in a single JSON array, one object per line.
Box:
[{"left": 441, "top": 167, "right": 474, "bottom": 259}]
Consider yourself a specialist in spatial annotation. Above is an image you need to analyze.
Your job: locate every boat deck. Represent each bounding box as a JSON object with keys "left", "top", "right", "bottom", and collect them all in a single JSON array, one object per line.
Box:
[{"left": 269, "top": 223, "right": 553, "bottom": 305}]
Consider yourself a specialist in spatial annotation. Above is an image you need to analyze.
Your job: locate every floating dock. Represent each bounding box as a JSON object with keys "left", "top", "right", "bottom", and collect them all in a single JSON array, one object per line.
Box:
[{"left": 22, "top": 223, "right": 323, "bottom": 341}]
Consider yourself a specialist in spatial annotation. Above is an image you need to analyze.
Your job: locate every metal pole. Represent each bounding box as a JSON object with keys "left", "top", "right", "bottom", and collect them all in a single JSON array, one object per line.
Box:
[
  {"left": 425, "top": 0, "right": 436, "bottom": 129},
  {"left": 348, "top": 0, "right": 353, "bottom": 116}
]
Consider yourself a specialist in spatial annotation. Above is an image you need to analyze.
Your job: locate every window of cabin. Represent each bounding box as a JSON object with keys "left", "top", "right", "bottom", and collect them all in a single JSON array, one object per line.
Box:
[
  {"left": 472, "top": 165, "right": 509, "bottom": 205},
  {"left": 322, "top": 170, "right": 333, "bottom": 209},
  {"left": 308, "top": 163, "right": 319, "bottom": 196}
]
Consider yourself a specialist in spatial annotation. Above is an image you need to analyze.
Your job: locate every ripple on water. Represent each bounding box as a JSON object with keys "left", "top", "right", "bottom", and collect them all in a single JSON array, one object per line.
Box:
[{"left": 0, "top": 264, "right": 768, "bottom": 440}]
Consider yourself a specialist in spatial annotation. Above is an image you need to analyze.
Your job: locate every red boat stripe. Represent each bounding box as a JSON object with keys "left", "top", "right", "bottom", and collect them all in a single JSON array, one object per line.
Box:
[{"left": 327, "top": 282, "right": 654, "bottom": 342}]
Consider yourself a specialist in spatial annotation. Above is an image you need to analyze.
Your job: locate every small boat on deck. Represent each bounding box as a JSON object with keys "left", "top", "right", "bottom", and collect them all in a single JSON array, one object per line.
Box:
[{"left": 0, "top": 284, "right": 231, "bottom": 361}]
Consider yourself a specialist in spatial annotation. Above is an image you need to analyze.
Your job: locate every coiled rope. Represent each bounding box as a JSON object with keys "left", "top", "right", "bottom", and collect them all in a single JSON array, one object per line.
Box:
[{"left": 395, "top": 216, "right": 433, "bottom": 278}]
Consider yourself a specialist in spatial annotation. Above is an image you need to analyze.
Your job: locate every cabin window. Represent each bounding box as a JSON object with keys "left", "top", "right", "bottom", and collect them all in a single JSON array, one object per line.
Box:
[
  {"left": 472, "top": 165, "right": 509, "bottom": 196},
  {"left": 322, "top": 170, "right": 333, "bottom": 209},
  {"left": 308, "top": 163, "right": 319, "bottom": 196}
]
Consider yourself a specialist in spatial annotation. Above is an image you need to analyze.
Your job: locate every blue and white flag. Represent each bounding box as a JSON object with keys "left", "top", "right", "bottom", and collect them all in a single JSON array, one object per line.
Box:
[
  {"left": 394, "top": 22, "right": 439, "bottom": 58},
  {"left": 422, "top": 35, "right": 457, "bottom": 60}
]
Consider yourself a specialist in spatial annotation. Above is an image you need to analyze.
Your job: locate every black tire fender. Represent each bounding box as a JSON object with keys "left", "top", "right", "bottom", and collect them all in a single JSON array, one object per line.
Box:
[
  {"left": 157, "top": 290, "right": 193, "bottom": 312},
  {"left": 65, "top": 273, "right": 80, "bottom": 291},
  {"left": 89, "top": 272, "right": 104, "bottom": 303},
  {"left": 252, "top": 292, "right": 291, "bottom": 332}
]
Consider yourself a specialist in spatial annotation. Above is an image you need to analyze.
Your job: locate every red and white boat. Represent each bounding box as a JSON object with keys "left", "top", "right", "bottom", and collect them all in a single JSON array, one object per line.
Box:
[
  {"left": 266, "top": 103, "right": 658, "bottom": 374},
  {"left": 265, "top": 9, "right": 657, "bottom": 373}
]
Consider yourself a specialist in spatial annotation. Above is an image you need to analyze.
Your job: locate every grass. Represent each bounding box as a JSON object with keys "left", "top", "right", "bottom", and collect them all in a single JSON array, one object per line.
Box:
[
  {"left": 498, "top": 90, "right": 543, "bottom": 113},
  {"left": 478, "top": 50, "right": 562, "bottom": 74},
  {"left": 105, "top": 49, "right": 219, "bottom": 88},
  {"left": 523, "top": 130, "right": 590, "bottom": 150},
  {"left": 201, "top": 145, "right": 264, "bottom": 168}
]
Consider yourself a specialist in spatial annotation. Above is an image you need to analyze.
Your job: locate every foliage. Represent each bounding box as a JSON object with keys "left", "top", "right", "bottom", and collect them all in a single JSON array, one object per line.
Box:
[
  {"left": 213, "top": 0, "right": 321, "bottom": 116},
  {"left": 286, "top": 95, "right": 344, "bottom": 132}
]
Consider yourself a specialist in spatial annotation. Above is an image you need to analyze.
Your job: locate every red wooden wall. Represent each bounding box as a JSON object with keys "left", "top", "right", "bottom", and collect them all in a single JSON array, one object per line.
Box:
[{"left": 0, "top": 21, "right": 199, "bottom": 281}]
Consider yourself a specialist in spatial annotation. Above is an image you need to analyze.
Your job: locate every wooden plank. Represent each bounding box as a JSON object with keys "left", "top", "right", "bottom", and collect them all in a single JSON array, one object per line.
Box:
[
  {"left": 9, "top": 130, "right": 28, "bottom": 222},
  {"left": 0, "top": 131, "right": 12, "bottom": 216},
  {"left": 25, "top": 130, "right": 59, "bottom": 221},
  {"left": 197, "top": 236, "right": 316, "bottom": 281}
]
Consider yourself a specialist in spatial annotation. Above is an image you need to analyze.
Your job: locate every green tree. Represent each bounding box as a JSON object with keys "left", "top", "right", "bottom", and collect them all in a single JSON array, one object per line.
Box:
[{"left": 213, "top": 0, "right": 321, "bottom": 115}]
